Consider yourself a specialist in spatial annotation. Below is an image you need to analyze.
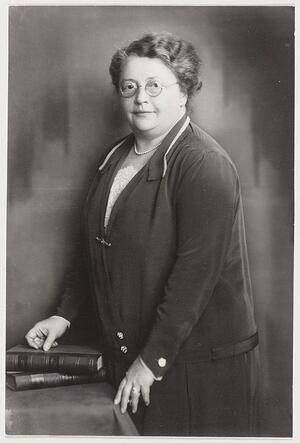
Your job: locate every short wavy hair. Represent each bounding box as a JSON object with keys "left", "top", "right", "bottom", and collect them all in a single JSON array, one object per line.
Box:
[{"left": 109, "top": 32, "right": 202, "bottom": 100}]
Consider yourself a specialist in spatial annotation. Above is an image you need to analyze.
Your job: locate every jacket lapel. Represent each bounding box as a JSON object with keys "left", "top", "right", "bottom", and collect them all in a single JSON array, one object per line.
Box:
[{"left": 147, "top": 113, "right": 190, "bottom": 181}]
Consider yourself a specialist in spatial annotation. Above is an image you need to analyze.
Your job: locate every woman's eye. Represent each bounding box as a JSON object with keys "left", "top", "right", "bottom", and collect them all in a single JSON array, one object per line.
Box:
[
  {"left": 123, "top": 83, "right": 135, "bottom": 91},
  {"left": 152, "top": 81, "right": 160, "bottom": 89},
  {"left": 147, "top": 81, "right": 161, "bottom": 94},
  {"left": 121, "top": 81, "right": 136, "bottom": 92}
]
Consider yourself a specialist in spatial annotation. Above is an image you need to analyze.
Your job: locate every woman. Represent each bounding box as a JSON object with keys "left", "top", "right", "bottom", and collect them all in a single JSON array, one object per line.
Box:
[{"left": 26, "top": 32, "right": 259, "bottom": 436}]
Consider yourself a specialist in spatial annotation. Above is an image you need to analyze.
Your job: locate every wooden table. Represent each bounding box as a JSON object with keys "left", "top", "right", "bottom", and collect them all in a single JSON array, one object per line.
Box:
[{"left": 6, "top": 382, "right": 139, "bottom": 436}]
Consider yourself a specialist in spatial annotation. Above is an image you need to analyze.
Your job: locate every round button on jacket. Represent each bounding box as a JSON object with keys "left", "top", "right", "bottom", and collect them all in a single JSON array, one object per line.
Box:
[
  {"left": 120, "top": 345, "right": 128, "bottom": 354},
  {"left": 116, "top": 331, "right": 124, "bottom": 340},
  {"left": 158, "top": 357, "right": 166, "bottom": 368}
]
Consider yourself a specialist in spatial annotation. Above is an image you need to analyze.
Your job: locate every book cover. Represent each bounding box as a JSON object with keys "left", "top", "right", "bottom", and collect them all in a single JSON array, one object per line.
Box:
[
  {"left": 6, "top": 344, "right": 103, "bottom": 374},
  {"left": 6, "top": 368, "right": 107, "bottom": 391}
]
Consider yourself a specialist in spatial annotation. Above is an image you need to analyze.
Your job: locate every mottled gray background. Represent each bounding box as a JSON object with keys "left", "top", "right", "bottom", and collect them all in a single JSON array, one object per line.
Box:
[{"left": 7, "top": 6, "right": 294, "bottom": 437}]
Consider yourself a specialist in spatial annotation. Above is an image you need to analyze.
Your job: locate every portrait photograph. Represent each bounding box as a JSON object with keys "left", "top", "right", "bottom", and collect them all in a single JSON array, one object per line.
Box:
[{"left": 4, "top": 2, "right": 294, "bottom": 439}]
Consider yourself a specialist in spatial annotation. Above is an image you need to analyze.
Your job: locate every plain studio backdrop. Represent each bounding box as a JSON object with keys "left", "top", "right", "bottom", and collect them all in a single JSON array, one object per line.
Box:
[{"left": 6, "top": 5, "right": 294, "bottom": 437}]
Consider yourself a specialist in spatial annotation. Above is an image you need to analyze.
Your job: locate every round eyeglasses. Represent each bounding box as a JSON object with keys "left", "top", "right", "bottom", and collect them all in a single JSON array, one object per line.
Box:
[{"left": 119, "top": 79, "right": 178, "bottom": 98}]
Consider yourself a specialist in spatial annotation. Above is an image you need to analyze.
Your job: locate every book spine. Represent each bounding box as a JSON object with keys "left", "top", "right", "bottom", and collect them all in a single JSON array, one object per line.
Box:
[
  {"left": 6, "top": 368, "right": 107, "bottom": 391},
  {"left": 6, "top": 354, "right": 100, "bottom": 374}
]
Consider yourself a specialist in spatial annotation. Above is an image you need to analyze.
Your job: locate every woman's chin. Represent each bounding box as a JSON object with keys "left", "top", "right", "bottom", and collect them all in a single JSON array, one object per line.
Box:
[{"left": 130, "top": 121, "right": 157, "bottom": 134}]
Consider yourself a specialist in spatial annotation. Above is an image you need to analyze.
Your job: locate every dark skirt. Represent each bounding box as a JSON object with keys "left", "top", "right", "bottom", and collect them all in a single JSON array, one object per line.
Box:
[{"left": 107, "top": 347, "right": 260, "bottom": 437}]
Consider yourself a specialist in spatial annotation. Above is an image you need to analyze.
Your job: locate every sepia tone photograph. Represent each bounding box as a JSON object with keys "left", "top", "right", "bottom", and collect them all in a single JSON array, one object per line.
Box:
[{"left": 5, "top": 4, "right": 294, "bottom": 438}]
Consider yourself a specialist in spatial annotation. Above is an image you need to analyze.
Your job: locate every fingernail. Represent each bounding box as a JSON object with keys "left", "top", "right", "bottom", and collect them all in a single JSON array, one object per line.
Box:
[{"left": 44, "top": 345, "right": 49, "bottom": 351}]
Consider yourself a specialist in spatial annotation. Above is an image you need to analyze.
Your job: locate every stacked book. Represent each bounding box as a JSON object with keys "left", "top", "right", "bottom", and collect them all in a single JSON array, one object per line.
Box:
[{"left": 6, "top": 344, "right": 106, "bottom": 391}]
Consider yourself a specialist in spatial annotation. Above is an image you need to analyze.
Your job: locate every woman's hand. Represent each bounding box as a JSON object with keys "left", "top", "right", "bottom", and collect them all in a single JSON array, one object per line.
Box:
[
  {"left": 25, "top": 317, "right": 69, "bottom": 351},
  {"left": 114, "top": 357, "right": 155, "bottom": 414}
]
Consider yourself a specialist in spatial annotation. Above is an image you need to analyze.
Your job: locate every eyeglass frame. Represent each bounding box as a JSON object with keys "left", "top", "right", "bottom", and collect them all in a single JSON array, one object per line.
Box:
[{"left": 119, "top": 78, "right": 179, "bottom": 98}]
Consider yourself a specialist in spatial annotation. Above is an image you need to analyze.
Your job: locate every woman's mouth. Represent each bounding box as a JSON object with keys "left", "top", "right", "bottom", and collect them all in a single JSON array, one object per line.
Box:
[
  {"left": 133, "top": 112, "right": 155, "bottom": 119},
  {"left": 133, "top": 110, "right": 154, "bottom": 115}
]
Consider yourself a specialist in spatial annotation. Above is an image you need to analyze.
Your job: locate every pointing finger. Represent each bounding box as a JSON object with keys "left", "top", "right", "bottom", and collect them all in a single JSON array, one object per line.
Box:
[{"left": 43, "top": 331, "right": 56, "bottom": 351}]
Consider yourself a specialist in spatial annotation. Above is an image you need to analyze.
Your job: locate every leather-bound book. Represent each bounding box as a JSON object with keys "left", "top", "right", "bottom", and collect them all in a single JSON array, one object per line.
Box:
[
  {"left": 6, "top": 344, "right": 103, "bottom": 374},
  {"left": 6, "top": 368, "right": 107, "bottom": 391}
]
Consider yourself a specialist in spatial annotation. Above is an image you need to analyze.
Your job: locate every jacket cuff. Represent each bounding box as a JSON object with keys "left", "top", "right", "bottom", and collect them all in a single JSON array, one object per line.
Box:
[
  {"left": 138, "top": 356, "right": 163, "bottom": 381},
  {"left": 55, "top": 304, "right": 78, "bottom": 323},
  {"left": 140, "top": 339, "right": 176, "bottom": 379}
]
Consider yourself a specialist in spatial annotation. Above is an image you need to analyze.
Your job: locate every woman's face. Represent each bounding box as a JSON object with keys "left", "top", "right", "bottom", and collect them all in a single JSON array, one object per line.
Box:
[{"left": 119, "top": 56, "right": 187, "bottom": 140}]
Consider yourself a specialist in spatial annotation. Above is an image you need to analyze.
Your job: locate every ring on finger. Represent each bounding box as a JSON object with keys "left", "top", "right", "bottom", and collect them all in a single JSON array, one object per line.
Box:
[{"left": 131, "top": 387, "right": 140, "bottom": 396}]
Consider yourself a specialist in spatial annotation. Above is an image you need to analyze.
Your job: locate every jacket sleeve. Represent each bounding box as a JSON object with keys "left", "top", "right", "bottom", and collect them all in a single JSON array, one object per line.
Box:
[
  {"left": 55, "top": 232, "right": 89, "bottom": 323},
  {"left": 140, "top": 150, "right": 239, "bottom": 378}
]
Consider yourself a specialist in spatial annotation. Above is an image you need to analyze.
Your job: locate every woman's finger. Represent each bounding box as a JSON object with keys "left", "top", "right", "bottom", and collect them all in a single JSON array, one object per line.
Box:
[
  {"left": 114, "top": 377, "right": 127, "bottom": 405},
  {"left": 25, "top": 337, "right": 39, "bottom": 349},
  {"left": 25, "top": 328, "right": 38, "bottom": 341},
  {"left": 141, "top": 385, "right": 150, "bottom": 406},
  {"left": 120, "top": 382, "right": 132, "bottom": 414},
  {"left": 37, "top": 325, "right": 49, "bottom": 338},
  {"left": 33, "top": 336, "right": 45, "bottom": 347},
  {"left": 25, "top": 329, "right": 41, "bottom": 349},
  {"left": 130, "top": 385, "right": 141, "bottom": 414}
]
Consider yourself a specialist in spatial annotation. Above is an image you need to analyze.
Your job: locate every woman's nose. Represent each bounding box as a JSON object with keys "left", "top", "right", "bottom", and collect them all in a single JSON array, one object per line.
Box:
[{"left": 134, "top": 85, "right": 149, "bottom": 104}]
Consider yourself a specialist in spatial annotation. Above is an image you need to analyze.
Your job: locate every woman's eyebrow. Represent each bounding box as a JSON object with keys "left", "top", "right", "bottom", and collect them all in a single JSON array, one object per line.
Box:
[
  {"left": 121, "top": 76, "right": 159, "bottom": 82},
  {"left": 121, "top": 78, "right": 137, "bottom": 82}
]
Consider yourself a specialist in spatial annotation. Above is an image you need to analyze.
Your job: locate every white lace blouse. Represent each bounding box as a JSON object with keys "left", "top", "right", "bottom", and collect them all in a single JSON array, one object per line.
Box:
[{"left": 104, "top": 147, "right": 156, "bottom": 230}]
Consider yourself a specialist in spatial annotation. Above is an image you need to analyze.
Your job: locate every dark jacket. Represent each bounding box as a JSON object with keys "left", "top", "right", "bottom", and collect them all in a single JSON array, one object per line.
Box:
[{"left": 57, "top": 114, "right": 257, "bottom": 380}]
